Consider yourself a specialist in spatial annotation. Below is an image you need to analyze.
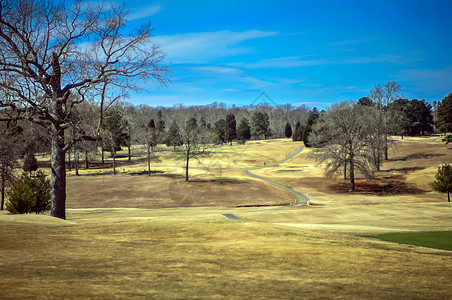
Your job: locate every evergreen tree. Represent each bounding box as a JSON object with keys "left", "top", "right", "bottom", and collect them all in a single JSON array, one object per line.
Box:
[
  {"left": 302, "top": 124, "right": 312, "bottom": 147},
  {"left": 436, "top": 93, "right": 452, "bottom": 134},
  {"left": 101, "top": 108, "right": 129, "bottom": 175},
  {"left": 23, "top": 154, "right": 38, "bottom": 176},
  {"left": 212, "top": 119, "right": 226, "bottom": 144},
  {"left": 292, "top": 121, "right": 303, "bottom": 141},
  {"left": 237, "top": 118, "right": 251, "bottom": 144},
  {"left": 250, "top": 111, "right": 271, "bottom": 140},
  {"left": 284, "top": 122, "right": 292, "bottom": 138},
  {"left": 166, "top": 120, "right": 183, "bottom": 150},
  {"left": 6, "top": 171, "right": 51, "bottom": 214},
  {"left": 225, "top": 113, "right": 237, "bottom": 145},
  {"left": 432, "top": 163, "right": 452, "bottom": 202}
]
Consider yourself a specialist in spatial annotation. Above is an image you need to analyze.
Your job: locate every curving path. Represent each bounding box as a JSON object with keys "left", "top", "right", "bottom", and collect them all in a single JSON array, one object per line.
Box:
[{"left": 241, "top": 145, "right": 308, "bottom": 206}]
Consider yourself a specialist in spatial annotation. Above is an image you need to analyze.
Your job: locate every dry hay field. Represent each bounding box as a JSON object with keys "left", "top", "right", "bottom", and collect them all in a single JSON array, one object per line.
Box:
[{"left": 1, "top": 137, "right": 451, "bottom": 299}]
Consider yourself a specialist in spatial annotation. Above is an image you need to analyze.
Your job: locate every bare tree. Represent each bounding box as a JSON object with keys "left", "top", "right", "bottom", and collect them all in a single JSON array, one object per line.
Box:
[
  {"left": 311, "top": 102, "right": 375, "bottom": 192},
  {"left": 370, "top": 81, "right": 401, "bottom": 167},
  {"left": 0, "top": 0, "right": 169, "bottom": 219},
  {"left": 178, "top": 116, "right": 209, "bottom": 181}
]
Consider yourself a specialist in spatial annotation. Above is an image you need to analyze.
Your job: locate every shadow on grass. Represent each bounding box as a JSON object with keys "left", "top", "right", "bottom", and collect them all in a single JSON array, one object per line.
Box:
[
  {"left": 187, "top": 177, "right": 246, "bottom": 184},
  {"left": 381, "top": 166, "right": 426, "bottom": 173},
  {"left": 330, "top": 175, "right": 424, "bottom": 195},
  {"left": 389, "top": 153, "right": 445, "bottom": 162}
]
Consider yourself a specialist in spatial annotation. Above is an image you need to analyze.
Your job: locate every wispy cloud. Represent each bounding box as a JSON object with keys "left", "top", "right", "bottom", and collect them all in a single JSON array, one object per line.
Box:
[
  {"left": 155, "top": 30, "right": 278, "bottom": 63},
  {"left": 234, "top": 56, "right": 328, "bottom": 69},
  {"left": 232, "top": 53, "right": 418, "bottom": 70},
  {"left": 396, "top": 66, "right": 452, "bottom": 97},
  {"left": 194, "top": 66, "right": 242, "bottom": 75},
  {"left": 128, "top": 4, "right": 162, "bottom": 21},
  {"left": 328, "top": 38, "right": 372, "bottom": 47}
]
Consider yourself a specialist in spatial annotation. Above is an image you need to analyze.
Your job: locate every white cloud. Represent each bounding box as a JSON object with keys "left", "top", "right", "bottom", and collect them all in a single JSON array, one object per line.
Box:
[
  {"left": 128, "top": 4, "right": 162, "bottom": 21},
  {"left": 397, "top": 66, "right": 452, "bottom": 96},
  {"left": 235, "top": 56, "right": 327, "bottom": 69},
  {"left": 154, "top": 30, "right": 278, "bottom": 63},
  {"left": 194, "top": 66, "right": 242, "bottom": 75},
  {"left": 231, "top": 53, "right": 419, "bottom": 70},
  {"left": 328, "top": 38, "right": 372, "bottom": 47}
]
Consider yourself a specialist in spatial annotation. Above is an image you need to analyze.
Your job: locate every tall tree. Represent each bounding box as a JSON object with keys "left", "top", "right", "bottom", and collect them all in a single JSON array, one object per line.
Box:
[
  {"left": 166, "top": 120, "right": 183, "bottom": 150},
  {"left": 0, "top": 0, "right": 169, "bottom": 219},
  {"left": 387, "top": 99, "right": 410, "bottom": 139},
  {"left": 311, "top": 102, "right": 375, "bottom": 192},
  {"left": 101, "top": 108, "right": 129, "bottom": 175},
  {"left": 236, "top": 118, "right": 251, "bottom": 144},
  {"left": 180, "top": 117, "right": 208, "bottom": 181},
  {"left": 302, "top": 124, "right": 312, "bottom": 147},
  {"left": 292, "top": 121, "right": 303, "bottom": 142},
  {"left": 250, "top": 111, "right": 271, "bottom": 140},
  {"left": 432, "top": 163, "right": 452, "bottom": 202},
  {"left": 436, "top": 93, "right": 452, "bottom": 135},
  {"left": 284, "top": 122, "right": 292, "bottom": 138},
  {"left": 211, "top": 118, "right": 226, "bottom": 145},
  {"left": 370, "top": 81, "right": 401, "bottom": 168},
  {"left": 405, "top": 99, "right": 433, "bottom": 136},
  {"left": 225, "top": 113, "right": 237, "bottom": 145}
]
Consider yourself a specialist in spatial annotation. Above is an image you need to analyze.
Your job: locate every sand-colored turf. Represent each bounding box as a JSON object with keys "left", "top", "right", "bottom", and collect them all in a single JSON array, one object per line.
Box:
[{"left": 1, "top": 137, "right": 452, "bottom": 298}]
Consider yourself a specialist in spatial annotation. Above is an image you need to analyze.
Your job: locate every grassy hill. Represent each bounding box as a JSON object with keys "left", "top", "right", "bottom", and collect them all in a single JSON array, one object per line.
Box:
[{"left": 1, "top": 137, "right": 451, "bottom": 298}]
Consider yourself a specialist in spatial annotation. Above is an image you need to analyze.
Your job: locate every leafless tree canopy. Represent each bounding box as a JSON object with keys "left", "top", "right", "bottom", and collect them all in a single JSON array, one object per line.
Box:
[{"left": 0, "top": 0, "right": 169, "bottom": 219}]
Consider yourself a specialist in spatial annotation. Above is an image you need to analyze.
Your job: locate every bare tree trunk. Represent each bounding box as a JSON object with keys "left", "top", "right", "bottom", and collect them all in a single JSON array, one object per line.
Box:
[
  {"left": 101, "top": 148, "right": 105, "bottom": 164},
  {"left": 75, "top": 150, "right": 79, "bottom": 176},
  {"left": 349, "top": 143, "right": 355, "bottom": 192},
  {"left": 185, "top": 148, "right": 190, "bottom": 181},
  {"left": 147, "top": 148, "right": 151, "bottom": 176},
  {"left": 128, "top": 143, "right": 131, "bottom": 161},
  {"left": 112, "top": 150, "right": 116, "bottom": 175},
  {"left": 344, "top": 151, "right": 347, "bottom": 179},
  {"left": 384, "top": 134, "right": 389, "bottom": 160},
  {"left": 1, "top": 163, "right": 5, "bottom": 211},
  {"left": 448, "top": 191, "right": 450, "bottom": 202},
  {"left": 50, "top": 132, "right": 66, "bottom": 220},
  {"left": 67, "top": 148, "right": 72, "bottom": 171},
  {"left": 85, "top": 151, "right": 89, "bottom": 169}
]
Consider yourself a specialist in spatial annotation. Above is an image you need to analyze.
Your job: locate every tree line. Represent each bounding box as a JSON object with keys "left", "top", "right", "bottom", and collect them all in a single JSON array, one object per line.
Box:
[{"left": 309, "top": 82, "right": 451, "bottom": 192}]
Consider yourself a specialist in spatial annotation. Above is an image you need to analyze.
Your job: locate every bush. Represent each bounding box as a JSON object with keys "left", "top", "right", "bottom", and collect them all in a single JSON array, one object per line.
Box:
[
  {"left": 23, "top": 154, "right": 38, "bottom": 174},
  {"left": 6, "top": 171, "right": 51, "bottom": 214}
]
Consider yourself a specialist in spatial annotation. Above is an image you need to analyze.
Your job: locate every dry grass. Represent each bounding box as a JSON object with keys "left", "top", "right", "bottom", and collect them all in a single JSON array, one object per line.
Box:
[
  {"left": 1, "top": 213, "right": 451, "bottom": 299},
  {"left": 1, "top": 137, "right": 452, "bottom": 299}
]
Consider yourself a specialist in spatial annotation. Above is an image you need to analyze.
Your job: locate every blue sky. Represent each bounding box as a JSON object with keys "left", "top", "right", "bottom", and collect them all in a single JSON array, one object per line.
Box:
[{"left": 119, "top": 0, "right": 451, "bottom": 109}]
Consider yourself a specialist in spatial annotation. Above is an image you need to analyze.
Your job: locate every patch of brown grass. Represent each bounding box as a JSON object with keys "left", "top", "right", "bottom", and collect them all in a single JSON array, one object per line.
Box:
[{"left": 0, "top": 214, "right": 451, "bottom": 299}]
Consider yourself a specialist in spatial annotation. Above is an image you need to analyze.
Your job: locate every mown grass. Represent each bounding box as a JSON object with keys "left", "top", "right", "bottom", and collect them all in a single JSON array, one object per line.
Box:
[
  {"left": 373, "top": 231, "right": 452, "bottom": 251},
  {"left": 1, "top": 215, "right": 452, "bottom": 299}
]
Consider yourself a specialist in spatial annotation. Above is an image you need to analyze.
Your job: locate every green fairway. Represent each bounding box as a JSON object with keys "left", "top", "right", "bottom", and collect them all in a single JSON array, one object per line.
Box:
[{"left": 373, "top": 231, "right": 452, "bottom": 251}]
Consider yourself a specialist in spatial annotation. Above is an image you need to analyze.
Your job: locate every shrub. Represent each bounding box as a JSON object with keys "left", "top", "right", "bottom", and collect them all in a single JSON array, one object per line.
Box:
[
  {"left": 23, "top": 154, "right": 38, "bottom": 175},
  {"left": 6, "top": 171, "right": 51, "bottom": 214}
]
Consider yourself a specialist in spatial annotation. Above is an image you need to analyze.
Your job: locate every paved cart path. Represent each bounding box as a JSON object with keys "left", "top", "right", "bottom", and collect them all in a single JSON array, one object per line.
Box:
[{"left": 241, "top": 146, "right": 307, "bottom": 206}]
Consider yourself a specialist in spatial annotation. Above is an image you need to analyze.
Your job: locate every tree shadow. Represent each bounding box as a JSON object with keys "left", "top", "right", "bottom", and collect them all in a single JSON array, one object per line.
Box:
[
  {"left": 389, "top": 153, "right": 445, "bottom": 162},
  {"left": 381, "top": 166, "right": 426, "bottom": 173},
  {"left": 330, "top": 175, "right": 424, "bottom": 195}
]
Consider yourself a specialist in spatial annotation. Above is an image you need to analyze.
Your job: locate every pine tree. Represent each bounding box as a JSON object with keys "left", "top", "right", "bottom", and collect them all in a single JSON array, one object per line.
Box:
[
  {"left": 432, "top": 163, "right": 452, "bottom": 202},
  {"left": 237, "top": 118, "right": 251, "bottom": 144},
  {"left": 225, "top": 113, "right": 237, "bottom": 145},
  {"left": 302, "top": 124, "right": 312, "bottom": 147},
  {"left": 23, "top": 154, "right": 38, "bottom": 176},
  {"left": 284, "top": 122, "right": 292, "bottom": 138},
  {"left": 166, "top": 120, "right": 183, "bottom": 150}
]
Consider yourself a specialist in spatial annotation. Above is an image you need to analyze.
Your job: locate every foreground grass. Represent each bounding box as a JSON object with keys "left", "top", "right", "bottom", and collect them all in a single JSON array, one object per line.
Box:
[
  {"left": 373, "top": 231, "right": 452, "bottom": 251},
  {"left": 1, "top": 213, "right": 452, "bottom": 299}
]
